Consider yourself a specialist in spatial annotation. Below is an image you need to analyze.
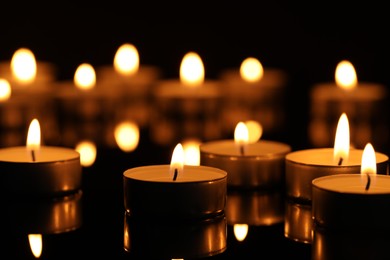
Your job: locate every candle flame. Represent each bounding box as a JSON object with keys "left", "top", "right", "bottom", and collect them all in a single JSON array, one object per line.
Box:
[
  {"left": 28, "top": 234, "right": 42, "bottom": 258},
  {"left": 114, "top": 121, "right": 140, "bottom": 152},
  {"left": 244, "top": 120, "right": 263, "bottom": 143},
  {"left": 180, "top": 52, "right": 204, "bottom": 87},
  {"left": 333, "top": 113, "right": 350, "bottom": 165},
  {"left": 234, "top": 122, "right": 249, "bottom": 145},
  {"left": 361, "top": 142, "right": 376, "bottom": 189},
  {"left": 182, "top": 138, "right": 201, "bottom": 166},
  {"left": 114, "top": 43, "right": 139, "bottom": 76},
  {"left": 170, "top": 143, "right": 184, "bottom": 180},
  {"left": 335, "top": 60, "right": 357, "bottom": 91},
  {"left": 27, "top": 118, "right": 41, "bottom": 150},
  {"left": 0, "top": 78, "right": 11, "bottom": 101},
  {"left": 233, "top": 224, "right": 249, "bottom": 242},
  {"left": 74, "top": 63, "right": 96, "bottom": 90},
  {"left": 75, "top": 140, "right": 97, "bottom": 167},
  {"left": 11, "top": 48, "right": 37, "bottom": 85},
  {"left": 240, "top": 57, "right": 264, "bottom": 83}
]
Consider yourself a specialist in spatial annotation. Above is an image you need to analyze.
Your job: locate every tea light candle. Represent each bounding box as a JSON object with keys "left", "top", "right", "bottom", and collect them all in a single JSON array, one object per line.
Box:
[
  {"left": 0, "top": 48, "right": 58, "bottom": 146},
  {"left": 96, "top": 43, "right": 161, "bottom": 128},
  {"left": 123, "top": 143, "right": 227, "bottom": 219},
  {"left": 312, "top": 143, "right": 390, "bottom": 230},
  {"left": 309, "top": 60, "right": 388, "bottom": 150},
  {"left": 200, "top": 122, "right": 291, "bottom": 188},
  {"left": 0, "top": 119, "right": 82, "bottom": 196},
  {"left": 54, "top": 63, "right": 120, "bottom": 147},
  {"left": 286, "top": 113, "right": 389, "bottom": 202},
  {"left": 219, "top": 57, "right": 288, "bottom": 135},
  {"left": 311, "top": 143, "right": 390, "bottom": 259},
  {"left": 150, "top": 51, "right": 223, "bottom": 145}
]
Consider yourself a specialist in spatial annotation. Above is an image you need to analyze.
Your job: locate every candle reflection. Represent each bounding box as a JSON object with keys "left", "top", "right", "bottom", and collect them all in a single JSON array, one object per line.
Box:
[
  {"left": 284, "top": 200, "right": 313, "bottom": 244},
  {"left": 124, "top": 212, "right": 227, "bottom": 259},
  {"left": 4, "top": 191, "right": 82, "bottom": 258}
]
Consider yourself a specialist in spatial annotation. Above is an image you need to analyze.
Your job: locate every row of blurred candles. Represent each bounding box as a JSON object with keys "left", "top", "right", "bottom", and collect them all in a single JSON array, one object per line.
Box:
[{"left": 0, "top": 43, "right": 388, "bottom": 159}]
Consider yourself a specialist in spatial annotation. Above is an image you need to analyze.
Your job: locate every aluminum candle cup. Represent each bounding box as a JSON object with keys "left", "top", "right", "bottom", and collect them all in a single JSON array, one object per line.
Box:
[
  {"left": 226, "top": 190, "right": 284, "bottom": 226},
  {"left": 200, "top": 140, "right": 291, "bottom": 189},
  {"left": 124, "top": 212, "right": 227, "bottom": 259},
  {"left": 312, "top": 174, "right": 390, "bottom": 231},
  {"left": 123, "top": 165, "right": 227, "bottom": 219},
  {"left": 285, "top": 148, "right": 388, "bottom": 202},
  {"left": 312, "top": 174, "right": 390, "bottom": 260},
  {"left": 0, "top": 146, "right": 82, "bottom": 196}
]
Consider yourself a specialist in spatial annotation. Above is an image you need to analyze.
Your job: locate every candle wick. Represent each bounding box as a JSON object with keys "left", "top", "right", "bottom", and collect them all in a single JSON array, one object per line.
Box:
[
  {"left": 365, "top": 173, "right": 371, "bottom": 191},
  {"left": 31, "top": 149, "right": 36, "bottom": 162},
  {"left": 173, "top": 168, "right": 178, "bottom": 181},
  {"left": 240, "top": 145, "right": 245, "bottom": 156},
  {"left": 338, "top": 157, "right": 343, "bottom": 166}
]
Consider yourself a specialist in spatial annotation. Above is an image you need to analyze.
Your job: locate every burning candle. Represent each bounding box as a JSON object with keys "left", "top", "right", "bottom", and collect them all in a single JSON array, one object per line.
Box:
[
  {"left": 0, "top": 119, "right": 82, "bottom": 196},
  {"left": 0, "top": 48, "right": 58, "bottom": 146},
  {"left": 309, "top": 60, "right": 388, "bottom": 151},
  {"left": 150, "top": 51, "right": 223, "bottom": 145},
  {"left": 97, "top": 43, "right": 161, "bottom": 128},
  {"left": 55, "top": 63, "right": 120, "bottom": 147},
  {"left": 200, "top": 121, "right": 291, "bottom": 189},
  {"left": 219, "top": 57, "right": 288, "bottom": 137},
  {"left": 312, "top": 143, "right": 390, "bottom": 259},
  {"left": 123, "top": 143, "right": 227, "bottom": 219},
  {"left": 286, "top": 113, "right": 389, "bottom": 202}
]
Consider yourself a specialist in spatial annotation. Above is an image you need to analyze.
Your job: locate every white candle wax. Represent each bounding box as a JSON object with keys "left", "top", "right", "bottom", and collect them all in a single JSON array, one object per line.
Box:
[
  {"left": 285, "top": 148, "right": 389, "bottom": 202},
  {"left": 312, "top": 174, "right": 390, "bottom": 230},
  {"left": 0, "top": 146, "right": 82, "bottom": 196},
  {"left": 200, "top": 140, "right": 291, "bottom": 188},
  {"left": 123, "top": 165, "right": 227, "bottom": 219}
]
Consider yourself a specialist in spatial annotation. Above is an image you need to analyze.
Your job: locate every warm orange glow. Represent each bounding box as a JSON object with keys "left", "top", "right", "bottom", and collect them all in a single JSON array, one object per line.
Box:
[
  {"left": 0, "top": 78, "right": 11, "bottom": 101},
  {"left": 75, "top": 140, "right": 97, "bottom": 167},
  {"left": 170, "top": 143, "right": 184, "bottom": 179},
  {"left": 182, "top": 139, "right": 201, "bottom": 166},
  {"left": 335, "top": 60, "right": 357, "bottom": 90},
  {"left": 179, "top": 52, "right": 204, "bottom": 87},
  {"left": 27, "top": 119, "right": 41, "bottom": 150},
  {"left": 114, "top": 43, "right": 139, "bottom": 76},
  {"left": 333, "top": 113, "right": 350, "bottom": 165},
  {"left": 74, "top": 63, "right": 96, "bottom": 90},
  {"left": 240, "top": 57, "right": 264, "bottom": 82},
  {"left": 361, "top": 143, "right": 376, "bottom": 183},
  {"left": 245, "top": 120, "right": 263, "bottom": 143},
  {"left": 233, "top": 224, "right": 249, "bottom": 242},
  {"left": 28, "top": 234, "right": 42, "bottom": 258},
  {"left": 10, "top": 48, "right": 37, "bottom": 85},
  {"left": 114, "top": 121, "right": 140, "bottom": 152},
  {"left": 234, "top": 122, "right": 249, "bottom": 145}
]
